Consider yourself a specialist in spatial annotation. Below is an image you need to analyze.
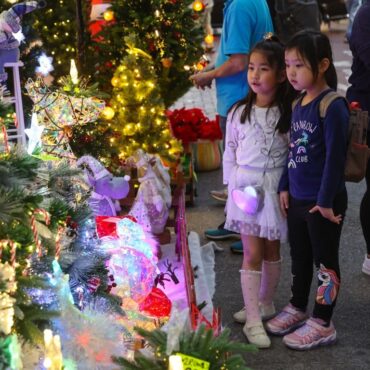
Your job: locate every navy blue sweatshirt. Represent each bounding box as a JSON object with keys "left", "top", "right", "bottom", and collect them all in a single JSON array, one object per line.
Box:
[
  {"left": 279, "top": 90, "right": 349, "bottom": 207},
  {"left": 347, "top": 2, "right": 370, "bottom": 113}
]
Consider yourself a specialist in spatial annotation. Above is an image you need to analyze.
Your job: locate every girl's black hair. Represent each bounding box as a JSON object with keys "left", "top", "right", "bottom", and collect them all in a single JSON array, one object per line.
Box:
[
  {"left": 285, "top": 30, "right": 337, "bottom": 90},
  {"left": 230, "top": 34, "right": 296, "bottom": 134}
]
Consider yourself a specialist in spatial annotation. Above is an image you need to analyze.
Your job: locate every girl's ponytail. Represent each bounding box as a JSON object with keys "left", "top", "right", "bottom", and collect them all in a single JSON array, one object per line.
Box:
[{"left": 325, "top": 63, "right": 338, "bottom": 90}]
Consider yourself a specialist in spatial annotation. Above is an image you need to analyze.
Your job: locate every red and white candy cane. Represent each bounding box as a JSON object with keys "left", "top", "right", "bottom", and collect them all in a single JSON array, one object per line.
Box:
[
  {"left": 0, "top": 239, "right": 17, "bottom": 267},
  {"left": 30, "top": 208, "right": 51, "bottom": 257}
]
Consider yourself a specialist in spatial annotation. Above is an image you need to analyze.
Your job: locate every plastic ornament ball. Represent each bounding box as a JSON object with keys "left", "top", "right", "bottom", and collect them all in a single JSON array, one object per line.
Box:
[
  {"left": 101, "top": 106, "right": 115, "bottom": 120},
  {"left": 139, "top": 287, "right": 172, "bottom": 317},
  {"left": 111, "top": 76, "right": 120, "bottom": 87},
  {"left": 192, "top": 0, "right": 204, "bottom": 12},
  {"left": 205, "top": 34, "right": 214, "bottom": 45},
  {"left": 196, "top": 62, "right": 206, "bottom": 71},
  {"left": 123, "top": 124, "right": 136, "bottom": 136},
  {"left": 161, "top": 58, "right": 172, "bottom": 68},
  {"left": 103, "top": 10, "right": 115, "bottom": 22}
]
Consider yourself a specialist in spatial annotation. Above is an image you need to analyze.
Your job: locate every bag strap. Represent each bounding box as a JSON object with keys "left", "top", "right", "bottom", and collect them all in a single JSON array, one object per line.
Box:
[
  {"left": 292, "top": 90, "right": 345, "bottom": 118},
  {"left": 319, "top": 91, "right": 343, "bottom": 119}
]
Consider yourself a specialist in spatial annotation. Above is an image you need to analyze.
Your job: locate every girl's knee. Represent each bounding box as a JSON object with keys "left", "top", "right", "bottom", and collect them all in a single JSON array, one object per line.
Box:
[{"left": 242, "top": 254, "right": 263, "bottom": 270}]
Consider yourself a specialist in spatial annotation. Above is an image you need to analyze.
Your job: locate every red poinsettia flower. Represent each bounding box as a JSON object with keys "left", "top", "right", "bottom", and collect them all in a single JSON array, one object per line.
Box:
[{"left": 166, "top": 108, "right": 222, "bottom": 144}]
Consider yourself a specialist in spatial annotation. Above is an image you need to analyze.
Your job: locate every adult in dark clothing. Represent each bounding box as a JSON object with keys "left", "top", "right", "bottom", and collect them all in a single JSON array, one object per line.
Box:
[
  {"left": 273, "top": 0, "right": 321, "bottom": 43},
  {"left": 346, "top": 0, "right": 370, "bottom": 275}
]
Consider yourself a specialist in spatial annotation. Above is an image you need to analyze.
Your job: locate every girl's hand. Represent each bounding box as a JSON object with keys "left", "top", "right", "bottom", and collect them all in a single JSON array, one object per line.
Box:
[
  {"left": 309, "top": 205, "right": 342, "bottom": 224},
  {"left": 279, "top": 191, "right": 289, "bottom": 217}
]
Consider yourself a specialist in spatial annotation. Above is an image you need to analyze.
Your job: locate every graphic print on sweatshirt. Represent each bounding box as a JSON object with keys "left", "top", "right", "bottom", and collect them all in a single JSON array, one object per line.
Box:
[{"left": 288, "top": 119, "right": 318, "bottom": 169}]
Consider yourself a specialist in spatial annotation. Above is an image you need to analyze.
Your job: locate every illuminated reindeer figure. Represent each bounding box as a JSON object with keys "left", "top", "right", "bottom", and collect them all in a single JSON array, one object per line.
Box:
[{"left": 25, "top": 77, "right": 105, "bottom": 159}]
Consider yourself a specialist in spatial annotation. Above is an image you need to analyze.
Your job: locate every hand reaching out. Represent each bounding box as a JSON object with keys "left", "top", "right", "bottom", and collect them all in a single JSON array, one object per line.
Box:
[{"left": 189, "top": 70, "right": 214, "bottom": 90}]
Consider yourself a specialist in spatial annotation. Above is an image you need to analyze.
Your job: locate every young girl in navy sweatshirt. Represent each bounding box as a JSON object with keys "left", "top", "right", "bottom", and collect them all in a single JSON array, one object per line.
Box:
[{"left": 265, "top": 31, "right": 349, "bottom": 350}]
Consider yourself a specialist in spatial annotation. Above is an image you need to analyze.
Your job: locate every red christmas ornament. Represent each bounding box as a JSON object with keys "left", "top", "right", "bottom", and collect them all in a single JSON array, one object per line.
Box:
[
  {"left": 105, "top": 61, "right": 113, "bottom": 68},
  {"left": 148, "top": 41, "right": 156, "bottom": 52},
  {"left": 139, "top": 287, "right": 172, "bottom": 317}
]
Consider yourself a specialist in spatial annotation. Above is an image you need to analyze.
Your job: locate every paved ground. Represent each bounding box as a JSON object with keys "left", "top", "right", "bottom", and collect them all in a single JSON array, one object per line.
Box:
[{"left": 172, "top": 21, "right": 370, "bottom": 370}]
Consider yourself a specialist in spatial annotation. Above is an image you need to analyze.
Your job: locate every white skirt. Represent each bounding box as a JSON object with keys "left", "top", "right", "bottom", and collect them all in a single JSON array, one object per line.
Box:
[{"left": 225, "top": 165, "right": 288, "bottom": 242}]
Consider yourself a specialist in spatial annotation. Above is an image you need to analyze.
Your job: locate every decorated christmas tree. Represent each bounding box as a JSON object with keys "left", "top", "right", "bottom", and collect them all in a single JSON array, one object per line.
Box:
[
  {"left": 24, "top": 0, "right": 84, "bottom": 78},
  {"left": 110, "top": 38, "right": 182, "bottom": 160},
  {"left": 89, "top": 0, "right": 205, "bottom": 107},
  {"left": 74, "top": 37, "right": 182, "bottom": 164}
]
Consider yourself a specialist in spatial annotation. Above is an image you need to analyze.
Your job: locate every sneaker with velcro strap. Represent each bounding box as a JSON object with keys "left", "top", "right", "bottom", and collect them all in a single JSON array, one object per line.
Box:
[
  {"left": 283, "top": 318, "right": 337, "bottom": 350},
  {"left": 233, "top": 302, "right": 276, "bottom": 323},
  {"left": 265, "top": 303, "right": 307, "bottom": 336}
]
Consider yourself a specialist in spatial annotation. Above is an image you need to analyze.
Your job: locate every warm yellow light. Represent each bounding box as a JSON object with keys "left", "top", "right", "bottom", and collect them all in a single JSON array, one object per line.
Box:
[
  {"left": 111, "top": 76, "right": 120, "bottom": 87},
  {"left": 103, "top": 10, "right": 115, "bottom": 22},
  {"left": 123, "top": 124, "right": 135, "bottom": 136},
  {"left": 192, "top": 0, "right": 204, "bottom": 12},
  {"left": 196, "top": 62, "right": 205, "bottom": 71},
  {"left": 101, "top": 106, "right": 115, "bottom": 120},
  {"left": 205, "top": 34, "right": 214, "bottom": 45}
]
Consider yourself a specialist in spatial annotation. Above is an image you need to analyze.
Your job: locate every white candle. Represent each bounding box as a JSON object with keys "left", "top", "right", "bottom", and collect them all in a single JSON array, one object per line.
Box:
[
  {"left": 70, "top": 59, "right": 79, "bottom": 85},
  {"left": 168, "top": 355, "right": 183, "bottom": 370}
]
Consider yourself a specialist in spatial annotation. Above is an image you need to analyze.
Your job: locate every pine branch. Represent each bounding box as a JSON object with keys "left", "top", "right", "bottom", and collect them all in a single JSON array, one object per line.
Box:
[{"left": 115, "top": 324, "right": 256, "bottom": 370}]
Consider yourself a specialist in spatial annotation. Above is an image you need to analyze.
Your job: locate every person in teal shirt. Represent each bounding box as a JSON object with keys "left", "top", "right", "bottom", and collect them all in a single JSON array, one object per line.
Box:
[
  {"left": 190, "top": 0, "right": 273, "bottom": 251},
  {"left": 191, "top": 0, "right": 273, "bottom": 129}
]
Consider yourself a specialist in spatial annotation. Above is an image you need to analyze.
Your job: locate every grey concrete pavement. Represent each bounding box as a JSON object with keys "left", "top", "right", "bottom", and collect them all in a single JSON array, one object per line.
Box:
[{"left": 172, "top": 21, "right": 370, "bottom": 370}]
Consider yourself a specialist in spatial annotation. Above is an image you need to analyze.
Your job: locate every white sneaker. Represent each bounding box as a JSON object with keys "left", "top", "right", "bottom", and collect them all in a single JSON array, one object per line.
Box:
[
  {"left": 210, "top": 187, "right": 228, "bottom": 203},
  {"left": 243, "top": 321, "right": 271, "bottom": 348},
  {"left": 233, "top": 302, "right": 276, "bottom": 323},
  {"left": 362, "top": 254, "right": 370, "bottom": 275}
]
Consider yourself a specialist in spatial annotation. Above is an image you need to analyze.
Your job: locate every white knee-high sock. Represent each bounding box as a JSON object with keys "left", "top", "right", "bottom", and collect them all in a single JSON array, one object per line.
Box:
[
  {"left": 259, "top": 259, "right": 282, "bottom": 306},
  {"left": 240, "top": 269, "right": 262, "bottom": 323}
]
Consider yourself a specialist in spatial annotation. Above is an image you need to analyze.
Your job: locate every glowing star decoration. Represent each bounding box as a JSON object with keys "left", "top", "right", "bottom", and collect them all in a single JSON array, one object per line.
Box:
[
  {"left": 36, "top": 53, "right": 54, "bottom": 76},
  {"left": 25, "top": 78, "right": 105, "bottom": 159},
  {"left": 70, "top": 59, "right": 79, "bottom": 85},
  {"left": 25, "top": 112, "right": 45, "bottom": 154},
  {"left": 11, "top": 30, "right": 25, "bottom": 44}
]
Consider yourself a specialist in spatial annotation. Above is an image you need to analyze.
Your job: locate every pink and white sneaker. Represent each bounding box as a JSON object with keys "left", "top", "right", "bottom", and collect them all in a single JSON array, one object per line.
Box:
[
  {"left": 265, "top": 304, "right": 307, "bottom": 336},
  {"left": 283, "top": 318, "right": 337, "bottom": 350}
]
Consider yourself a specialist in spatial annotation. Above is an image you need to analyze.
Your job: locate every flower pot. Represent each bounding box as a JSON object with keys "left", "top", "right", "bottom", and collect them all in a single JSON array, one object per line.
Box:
[{"left": 192, "top": 140, "right": 221, "bottom": 172}]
